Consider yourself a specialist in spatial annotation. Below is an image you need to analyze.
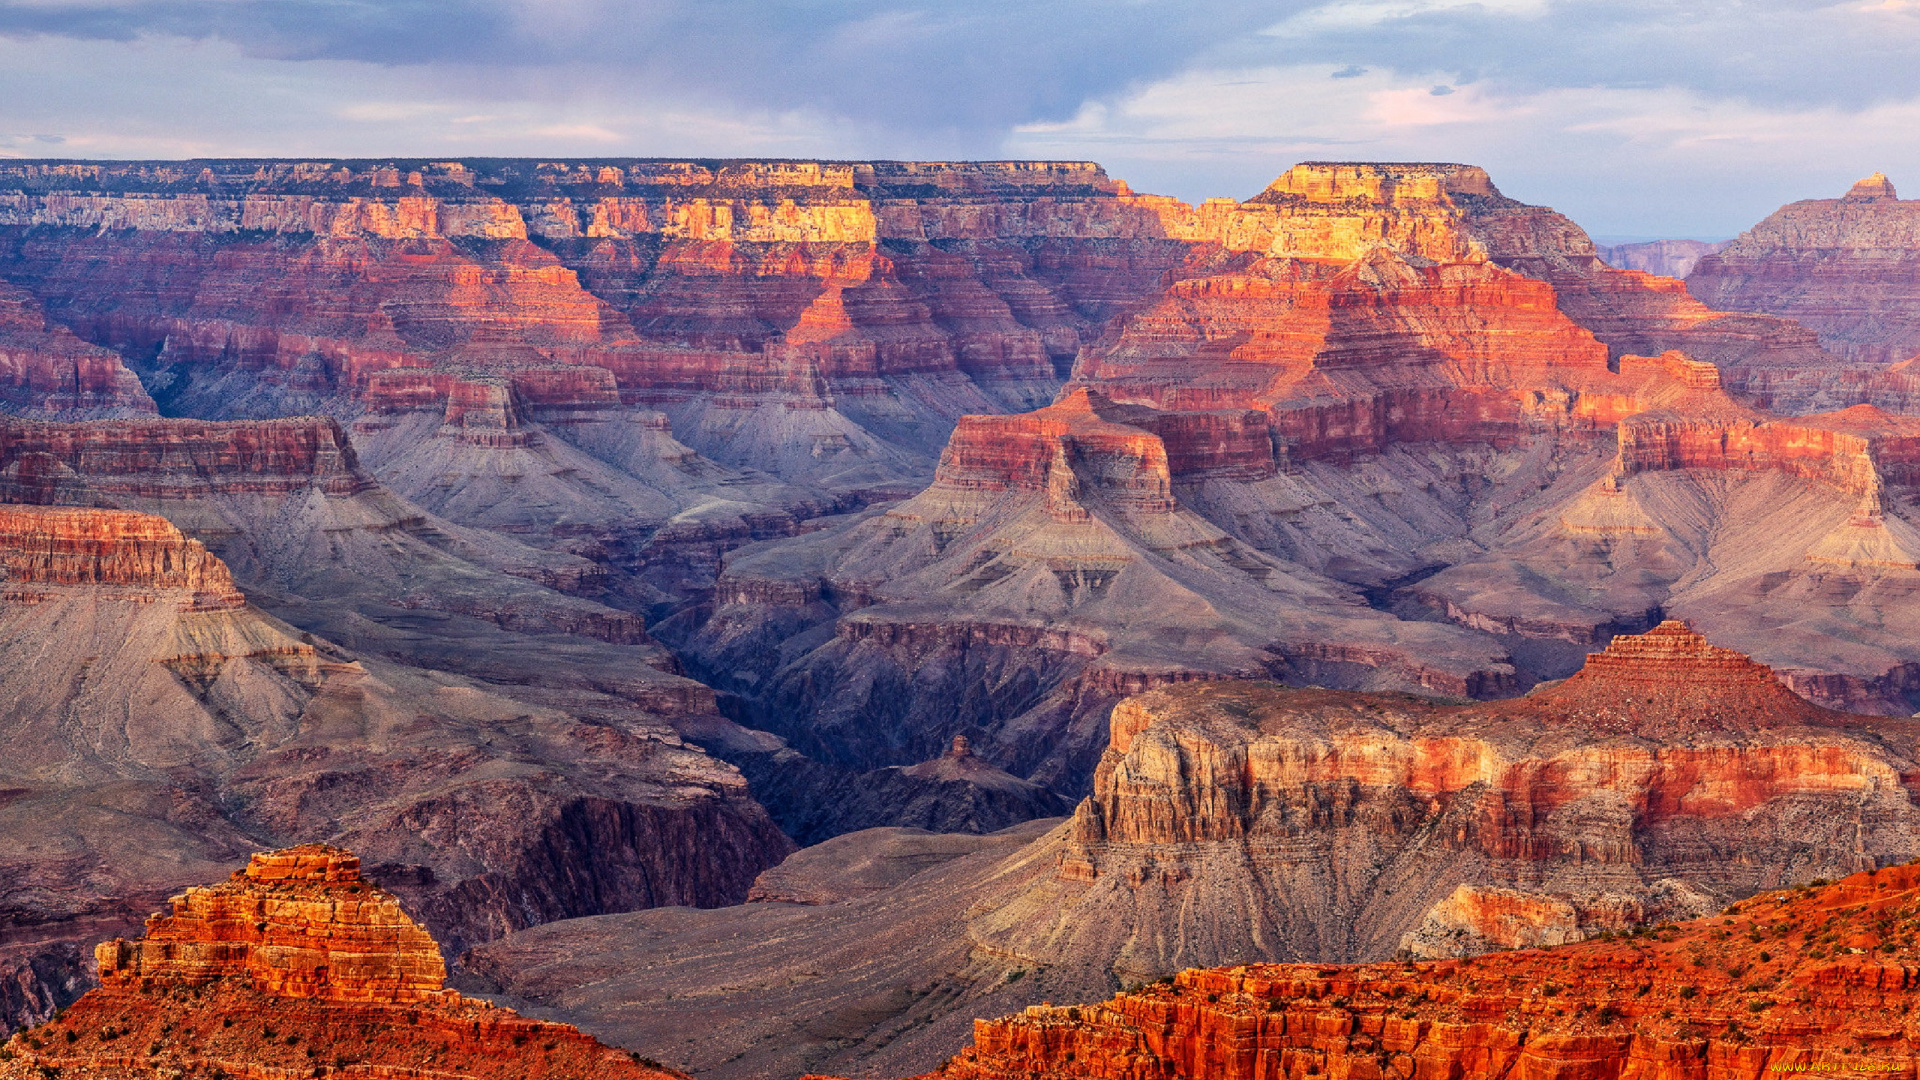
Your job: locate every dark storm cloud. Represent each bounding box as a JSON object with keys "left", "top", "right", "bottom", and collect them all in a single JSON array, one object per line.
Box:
[
  {"left": 4, "top": 0, "right": 1917, "bottom": 140},
  {"left": 0, "top": 0, "right": 1301, "bottom": 134}
]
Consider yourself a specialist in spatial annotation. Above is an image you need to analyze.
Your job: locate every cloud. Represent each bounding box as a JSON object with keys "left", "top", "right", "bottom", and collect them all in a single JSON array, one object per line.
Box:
[{"left": 1, "top": 0, "right": 1919, "bottom": 235}]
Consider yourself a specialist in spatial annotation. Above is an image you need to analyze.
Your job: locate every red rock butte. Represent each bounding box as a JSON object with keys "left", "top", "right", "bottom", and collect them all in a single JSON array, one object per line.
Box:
[
  {"left": 2, "top": 844, "right": 686, "bottom": 1079},
  {"left": 97, "top": 845, "right": 450, "bottom": 1004},
  {"left": 1513, "top": 619, "right": 1837, "bottom": 736}
]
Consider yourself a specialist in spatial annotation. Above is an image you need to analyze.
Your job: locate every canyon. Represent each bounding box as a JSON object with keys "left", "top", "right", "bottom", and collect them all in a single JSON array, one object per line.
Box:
[
  {"left": 669, "top": 165, "right": 1920, "bottom": 801},
  {"left": 0, "top": 845, "right": 688, "bottom": 1079},
  {"left": 7, "top": 157, "right": 1920, "bottom": 1076},
  {"left": 471, "top": 623, "right": 1920, "bottom": 1079}
]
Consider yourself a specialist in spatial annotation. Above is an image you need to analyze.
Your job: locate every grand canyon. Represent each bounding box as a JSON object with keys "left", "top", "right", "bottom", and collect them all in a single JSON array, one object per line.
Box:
[{"left": 3, "top": 154, "right": 1920, "bottom": 1078}]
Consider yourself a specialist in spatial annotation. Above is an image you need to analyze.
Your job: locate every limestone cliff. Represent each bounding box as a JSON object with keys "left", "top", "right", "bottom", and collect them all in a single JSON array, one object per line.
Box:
[
  {"left": 0, "top": 845, "right": 687, "bottom": 1079},
  {"left": 1691, "top": 173, "right": 1920, "bottom": 365}
]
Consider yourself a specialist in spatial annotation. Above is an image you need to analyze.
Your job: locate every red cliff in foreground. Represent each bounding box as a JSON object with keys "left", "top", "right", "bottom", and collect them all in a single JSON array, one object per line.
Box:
[
  {"left": 826, "top": 862, "right": 1920, "bottom": 1080},
  {"left": 0, "top": 845, "right": 685, "bottom": 1080}
]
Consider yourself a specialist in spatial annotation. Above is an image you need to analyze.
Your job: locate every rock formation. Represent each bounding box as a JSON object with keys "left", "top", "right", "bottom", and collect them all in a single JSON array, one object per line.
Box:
[
  {"left": 975, "top": 622, "right": 1920, "bottom": 980},
  {"left": 0, "top": 503, "right": 790, "bottom": 1033},
  {"left": 1411, "top": 399, "right": 1920, "bottom": 713},
  {"left": 0, "top": 503, "right": 241, "bottom": 607},
  {"left": 469, "top": 624, "right": 1920, "bottom": 1079},
  {"left": 668, "top": 163, "right": 1906, "bottom": 805},
  {"left": 1691, "top": 173, "right": 1920, "bottom": 365},
  {"left": 830, "top": 862, "right": 1920, "bottom": 1080},
  {"left": 0, "top": 412, "right": 685, "bottom": 664},
  {"left": 0, "top": 845, "right": 686, "bottom": 1079}
]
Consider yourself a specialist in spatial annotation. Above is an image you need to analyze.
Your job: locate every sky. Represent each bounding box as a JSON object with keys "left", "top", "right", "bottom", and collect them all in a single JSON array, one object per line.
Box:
[{"left": 2, "top": 0, "right": 1918, "bottom": 238}]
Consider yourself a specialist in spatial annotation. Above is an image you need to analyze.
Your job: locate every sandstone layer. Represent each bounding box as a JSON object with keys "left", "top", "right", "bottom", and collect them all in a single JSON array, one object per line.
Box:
[
  {"left": 0, "top": 504, "right": 791, "bottom": 1033},
  {"left": 0, "top": 845, "right": 687, "bottom": 1079},
  {"left": 1691, "top": 173, "right": 1920, "bottom": 365},
  {"left": 832, "top": 862, "right": 1920, "bottom": 1080},
  {"left": 472, "top": 624, "right": 1920, "bottom": 1079}
]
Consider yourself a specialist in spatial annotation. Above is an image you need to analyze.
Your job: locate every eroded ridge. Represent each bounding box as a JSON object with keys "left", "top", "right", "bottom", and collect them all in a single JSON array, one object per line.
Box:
[{"left": 829, "top": 864, "right": 1920, "bottom": 1080}]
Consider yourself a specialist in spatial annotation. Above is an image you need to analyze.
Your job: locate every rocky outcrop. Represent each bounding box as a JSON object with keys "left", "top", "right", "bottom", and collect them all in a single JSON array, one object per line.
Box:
[
  {"left": 0, "top": 504, "right": 241, "bottom": 608},
  {"left": 95, "top": 846, "right": 446, "bottom": 1004},
  {"left": 0, "top": 157, "right": 1196, "bottom": 496},
  {"left": 1597, "top": 238, "right": 1728, "bottom": 278},
  {"left": 971, "top": 624, "right": 1920, "bottom": 981},
  {"left": 462, "top": 627, "right": 1920, "bottom": 1080},
  {"left": 0, "top": 412, "right": 679, "bottom": 652},
  {"left": 1690, "top": 173, "right": 1920, "bottom": 366},
  {"left": 1, "top": 845, "right": 687, "bottom": 1079},
  {"left": 838, "top": 863, "right": 1920, "bottom": 1080}
]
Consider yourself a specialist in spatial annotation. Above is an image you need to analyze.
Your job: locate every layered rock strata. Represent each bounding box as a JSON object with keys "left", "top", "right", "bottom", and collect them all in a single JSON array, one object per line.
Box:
[
  {"left": 663, "top": 385, "right": 1525, "bottom": 797},
  {"left": 0, "top": 504, "right": 241, "bottom": 608},
  {"left": 0, "top": 158, "right": 1198, "bottom": 495},
  {"left": 1, "top": 845, "right": 686, "bottom": 1079},
  {"left": 972, "top": 623, "right": 1920, "bottom": 979},
  {"left": 0, "top": 412, "right": 681, "bottom": 652},
  {"left": 839, "top": 863, "right": 1920, "bottom": 1080},
  {"left": 671, "top": 161, "right": 1895, "bottom": 820},
  {"left": 1413, "top": 397, "right": 1920, "bottom": 714},
  {"left": 1691, "top": 173, "right": 1920, "bottom": 365}
]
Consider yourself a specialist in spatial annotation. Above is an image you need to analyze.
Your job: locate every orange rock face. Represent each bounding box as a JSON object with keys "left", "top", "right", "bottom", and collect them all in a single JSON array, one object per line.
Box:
[
  {"left": 2, "top": 845, "right": 685, "bottom": 1080},
  {"left": 953, "top": 623, "right": 1920, "bottom": 982},
  {"left": 0, "top": 504, "right": 242, "bottom": 608},
  {"left": 836, "top": 863, "right": 1920, "bottom": 1080},
  {"left": 96, "top": 846, "right": 447, "bottom": 1004}
]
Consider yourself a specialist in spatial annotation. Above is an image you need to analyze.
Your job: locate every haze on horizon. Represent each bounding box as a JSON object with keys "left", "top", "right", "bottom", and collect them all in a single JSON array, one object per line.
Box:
[{"left": 1, "top": 0, "right": 1916, "bottom": 238}]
